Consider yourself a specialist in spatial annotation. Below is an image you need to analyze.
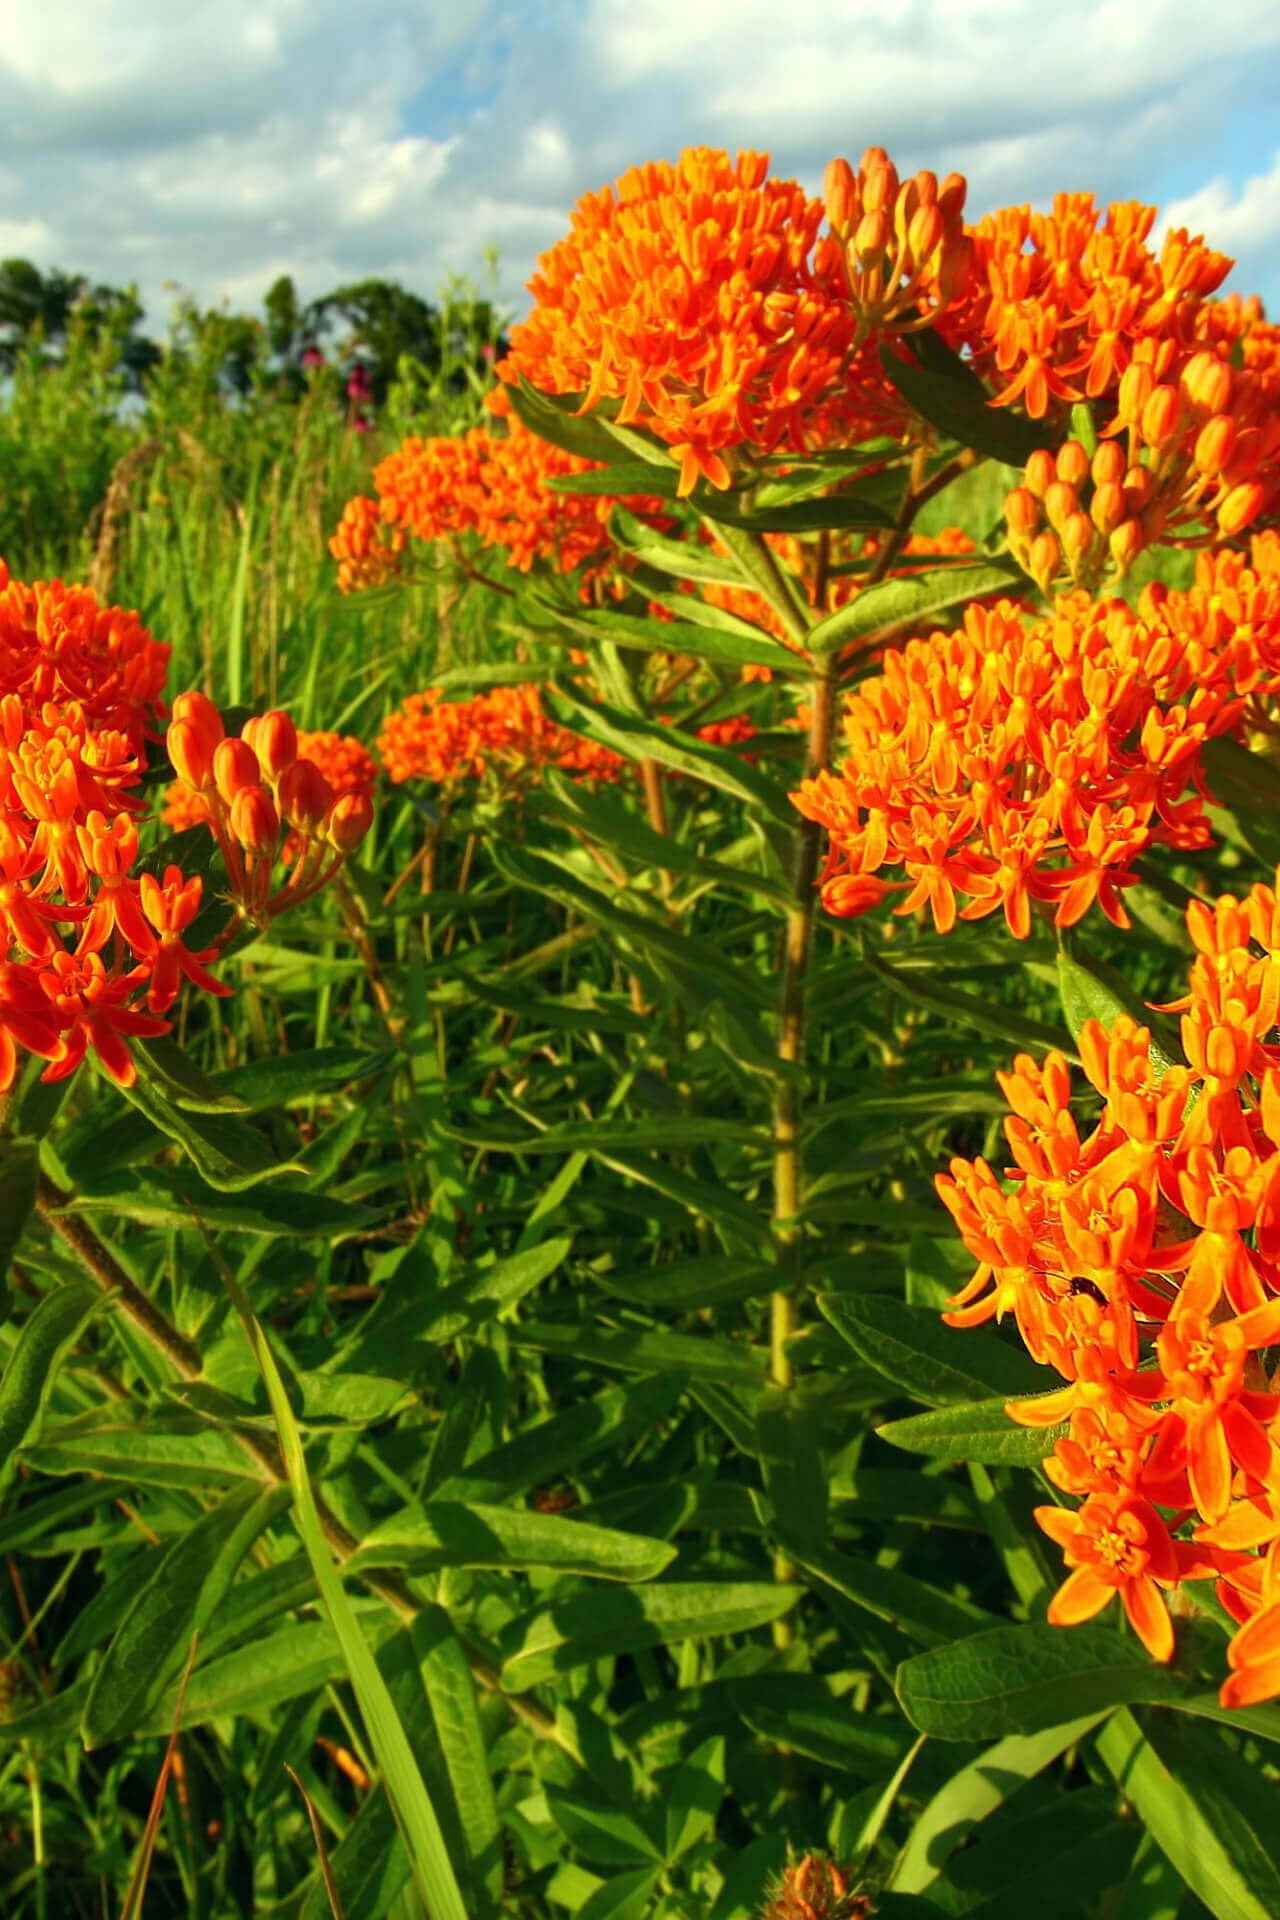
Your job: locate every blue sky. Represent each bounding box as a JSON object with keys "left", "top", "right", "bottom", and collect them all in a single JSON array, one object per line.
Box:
[{"left": 1, "top": 0, "right": 1278, "bottom": 331}]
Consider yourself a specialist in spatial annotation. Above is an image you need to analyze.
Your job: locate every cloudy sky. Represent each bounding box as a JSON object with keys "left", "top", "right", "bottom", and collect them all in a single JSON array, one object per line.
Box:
[{"left": 2, "top": 0, "right": 1279, "bottom": 330}]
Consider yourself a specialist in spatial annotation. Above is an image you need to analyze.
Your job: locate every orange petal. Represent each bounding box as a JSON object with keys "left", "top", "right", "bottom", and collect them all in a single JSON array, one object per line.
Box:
[
  {"left": 1123, "top": 1576, "right": 1174, "bottom": 1663},
  {"left": 1048, "top": 1564, "right": 1115, "bottom": 1627}
]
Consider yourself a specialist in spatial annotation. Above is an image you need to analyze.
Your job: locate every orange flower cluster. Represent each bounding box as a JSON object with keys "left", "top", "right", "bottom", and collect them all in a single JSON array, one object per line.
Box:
[
  {"left": 499, "top": 147, "right": 905, "bottom": 497},
  {"left": 164, "top": 728, "right": 376, "bottom": 860},
  {"left": 822, "top": 148, "right": 972, "bottom": 337},
  {"left": 949, "top": 195, "right": 1280, "bottom": 574},
  {"left": 761, "top": 1855, "right": 870, "bottom": 1920},
  {"left": 0, "top": 564, "right": 216, "bottom": 1090},
  {"left": 377, "top": 685, "right": 624, "bottom": 792},
  {"left": 792, "top": 566, "right": 1280, "bottom": 938},
  {"left": 338, "top": 392, "right": 666, "bottom": 587},
  {"left": 937, "top": 873, "right": 1280, "bottom": 1703},
  {"left": 328, "top": 495, "right": 406, "bottom": 595},
  {"left": 165, "top": 698, "right": 373, "bottom": 922}
]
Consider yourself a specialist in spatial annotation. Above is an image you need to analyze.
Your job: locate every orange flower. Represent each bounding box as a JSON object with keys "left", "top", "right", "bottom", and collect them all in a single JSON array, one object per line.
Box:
[
  {"left": 499, "top": 147, "right": 911, "bottom": 497},
  {"left": 794, "top": 571, "right": 1280, "bottom": 940},
  {"left": 328, "top": 495, "right": 406, "bottom": 595},
  {"left": 377, "top": 684, "right": 624, "bottom": 793},
  {"left": 939, "top": 866, "right": 1280, "bottom": 1702},
  {"left": 1036, "top": 1491, "right": 1182, "bottom": 1661}
]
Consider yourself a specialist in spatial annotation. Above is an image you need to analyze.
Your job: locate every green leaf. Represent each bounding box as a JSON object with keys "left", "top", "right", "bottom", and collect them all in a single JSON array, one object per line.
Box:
[
  {"left": 1099, "top": 1708, "right": 1280, "bottom": 1920},
  {"left": 27, "top": 1411, "right": 267, "bottom": 1489},
  {"left": 0, "top": 1281, "right": 101, "bottom": 1492},
  {"left": 505, "top": 377, "right": 658, "bottom": 466},
  {"left": 543, "top": 685, "right": 796, "bottom": 826},
  {"left": 0, "top": 1139, "right": 39, "bottom": 1298},
  {"left": 699, "top": 490, "right": 895, "bottom": 534},
  {"left": 732, "top": 1675, "right": 911, "bottom": 1778},
  {"left": 890, "top": 1714, "right": 1107, "bottom": 1894},
  {"left": 136, "top": 1037, "right": 251, "bottom": 1112},
  {"left": 546, "top": 1796, "right": 662, "bottom": 1868},
  {"left": 819, "top": 1293, "right": 1049, "bottom": 1405},
  {"left": 68, "top": 1168, "right": 379, "bottom": 1239},
  {"left": 530, "top": 597, "right": 795, "bottom": 675},
  {"left": 880, "top": 335, "right": 1052, "bottom": 465},
  {"left": 82, "top": 1482, "right": 289, "bottom": 1748},
  {"left": 1058, "top": 944, "right": 1180, "bottom": 1073},
  {"left": 879, "top": 1395, "right": 1066, "bottom": 1466},
  {"left": 862, "top": 950, "right": 1074, "bottom": 1059},
  {"left": 507, "top": 1320, "right": 765, "bottom": 1387},
  {"left": 785, "top": 1540, "right": 999, "bottom": 1648},
  {"left": 138, "top": 1618, "right": 396, "bottom": 1734},
  {"left": 439, "top": 1375, "right": 688, "bottom": 1502},
  {"left": 346, "top": 1501, "right": 676, "bottom": 1582},
  {"left": 546, "top": 462, "right": 679, "bottom": 499},
  {"left": 117, "top": 1072, "right": 302, "bottom": 1191},
  {"left": 807, "top": 560, "right": 1019, "bottom": 657},
  {"left": 499, "top": 1582, "right": 801, "bottom": 1690},
  {"left": 663, "top": 1734, "right": 725, "bottom": 1861},
  {"left": 225, "top": 1271, "right": 471, "bottom": 1920},
  {"left": 756, "top": 1388, "right": 827, "bottom": 1551},
  {"left": 896, "top": 1621, "right": 1189, "bottom": 1740},
  {"left": 577, "top": 1867, "right": 665, "bottom": 1920},
  {"left": 608, "top": 507, "right": 749, "bottom": 585},
  {"left": 215, "top": 1045, "right": 394, "bottom": 1108}
]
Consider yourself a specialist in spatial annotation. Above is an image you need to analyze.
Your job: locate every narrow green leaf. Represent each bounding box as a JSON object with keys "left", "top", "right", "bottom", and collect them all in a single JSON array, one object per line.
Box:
[
  {"left": 819, "top": 1293, "right": 1048, "bottom": 1406},
  {"left": 1058, "top": 944, "right": 1180, "bottom": 1073},
  {"left": 346, "top": 1501, "right": 676, "bottom": 1582},
  {"left": 117, "top": 1072, "right": 301, "bottom": 1191},
  {"left": 0, "top": 1139, "right": 39, "bottom": 1296},
  {"left": 1099, "top": 1708, "right": 1280, "bottom": 1920},
  {"left": 500, "top": 1582, "right": 801, "bottom": 1691},
  {"left": 546, "top": 1795, "right": 662, "bottom": 1868},
  {"left": 138, "top": 1619, "right": 396, "bottom": 1734},
  {"left": 862, "top": 950, "right": 1074, "bottom": 1059},
  {"left": 663, "top": 1735, "right": 725, "bottom": 1862},
  {"left": 880, "top": 335, "right": 1051, "bottom": 465},
  {"left": 0, "top": 1281, "right": 101, "bottom": 1491},
  {"left": 82, "top": 1482, "right": 289, "bottom": 1748},
  {"left": 505, "top": 377, "right": 655, "bottom": 465},
  {"left": 756, "top": 1388, "right": 827, "bottom": 1551},
  {"left": 808, "top": 560, "right": 1019, "bottom": 656},
  {"left": 785, "top": 1540, "right": 998, "bottom": 1648},
  {"left": 896, "top": 1621, "right": 1187, "bottom": 1740},
  {"left": 890, "top": 1714, "right": 1109, "bottom": 1892},
  {"left": 879, "top": 1395, "right": 1066, "bottom": 1466}
]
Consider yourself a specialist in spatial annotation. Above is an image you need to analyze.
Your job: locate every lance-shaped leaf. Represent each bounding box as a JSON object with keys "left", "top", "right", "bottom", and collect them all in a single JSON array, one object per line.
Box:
[
  {"left": 880, "top": 334, "right": 1053, "bottom": 465},
  {"left": 499, "top": 1582, "right": 801, "bottom": 1690},
  {"left": 1057, "top": 944, "right": 1180, "bottom": 1074},
  {"left": 346, "top": 1500, "right": 676, "bottom": 1582},
  {"left": 0, "top": 1280, "right": 101, "bottom": 1490},
  {"left": 529, "top": 595, "right": 797, "bottom": 676},
  {"left": 0, "top": 1138, "right": 39, "bottom": 1303},
  {"left": 118, "top": 1071, "right": 302, "bottom": 1191},
  {"left": 819, "top": 1293, "right": 1049, "bottom": 1405},
  {"left": 879, "top": 1395, "right": 1067, "bottom": 1466},
  {"left": 82, "top": 1482, "right": 290, "bottom": 1748},
  {"left": 807, "top": 559, "right": 1020, "bottom": 657}
]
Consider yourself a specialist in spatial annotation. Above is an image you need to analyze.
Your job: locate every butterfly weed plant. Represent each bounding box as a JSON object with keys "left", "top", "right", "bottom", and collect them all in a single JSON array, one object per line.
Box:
[{"left": 3, "top": 143, "right": 1280, "bottom": 1918}]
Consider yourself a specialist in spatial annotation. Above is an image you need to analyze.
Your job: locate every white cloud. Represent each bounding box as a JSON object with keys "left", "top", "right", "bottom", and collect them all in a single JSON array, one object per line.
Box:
[{"left": 0, "top": 0, "right": 1277, "bottom": 330}]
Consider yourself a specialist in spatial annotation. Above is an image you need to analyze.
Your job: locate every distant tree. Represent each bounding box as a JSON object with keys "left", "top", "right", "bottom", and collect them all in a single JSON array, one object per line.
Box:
[
  {"left": 304, "top": 278, "right": 443, "bottom": 402},
  {"left": 0, "top": 258, "right": 160, "bottom": 389},
  {"left": 264, "top": 273, "right": 302, "bottom": 362}
]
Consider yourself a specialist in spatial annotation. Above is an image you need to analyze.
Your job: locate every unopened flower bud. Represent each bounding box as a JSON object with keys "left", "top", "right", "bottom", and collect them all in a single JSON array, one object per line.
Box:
[
  {"left": 854, "top": 208, "right": 891, "bottom": 262},
  {"left": 1118, "top": 361, "right": 1155, "bottom": 428},
  {"left": 229, "top": 784, "right": 280, "bottom": 853},
  {"left": 1055, "top": 440, "right": 1090, "bottom": 488},
  {"left": 1123, "top": 465, "right": 1155, "bottom": 514},
  {"left": 1090, "top": 480, "right": 1126, "bottom": 536},
  {"left": 1194, "top": 414, "right": 1237, "bottom": 477},
  {"left": 935, "top": 233, "right": 973, "bottom": 305},
  {"left": 1029, "top": 531, "right": 1062, "bottom": 593},
  {"left": 1091, "top": 440, "right": 1127, "bottom": 487},
  {"left": 1139, "top": 384, "right": 1181, "bottom": 449},
  {"left": 325, "top": 791, "right": 374, "bottom": 853},
  {"left": 1043, "top": 479, "right": 1080, "bottom": 530},
  {"left": 1218, "top": 481, "right": 1266, "bottom": 537},
  {"left": 1024, "top": 448, "right": 1056, "bottom": 499},
  {"left": 1180, "top": 349, "right": 1232, "bottom": 415},
  {"left": 243, "top": 710, "right": 298, "bottom": 782},
  {"left": 821, "top": 872, "right": 896, "bottom": 917},
  {"left": 1005, "top": 486, "right": 1041, "bottom": 537},
  {"left": 1109, "top": 517, "right": 1145, "bottom": 574},
  {"left": 278, "top": 757, "right": 333, "bottom": 833},
  {"left": 213, "top": 737, "right": 261, "bottom": 806},
  {"left": 908, "top": 203, "right": 944, "bottom": 264},
  {"left": 1062, "top": 511, "right": 1095, "bottom": 562},
  {"left": 166, "top": 692, "right": 224, "bottom": 790},
  {"left": 938, "top": 172, "right": 967, "bottom": 221},
  {"left": 823, "top": 157, "right": 857, "bottom": 234},
  {"left": 862, "top": 157, "right": 898, "bottom": 213}
]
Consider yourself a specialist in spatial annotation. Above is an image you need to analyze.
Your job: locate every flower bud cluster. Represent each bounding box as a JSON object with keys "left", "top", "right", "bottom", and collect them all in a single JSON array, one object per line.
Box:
[
  {"left": 939, "top": 871, "right": 1280, "bottom": 1705},
  {"left": 166, "top": 696, "right": 373, "bottom": 921},
  {"left": 820, "top": 147, "right": 972, "bottom": 337}
]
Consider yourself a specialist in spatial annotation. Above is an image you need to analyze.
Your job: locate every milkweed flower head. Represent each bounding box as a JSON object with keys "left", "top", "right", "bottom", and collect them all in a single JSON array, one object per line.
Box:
[
  {"left": 792, "top": 557, "right": 1280, "bottom": 940},
  {"left": 164, "top": 697, "right": 373, "bottom": 923},
  {"left": 759, "top": 1855, "right": 871, "bottom": 1920},
  {"left": 333, "top": 390, "right": 668, "bottom": 589},
  {"left": 937, "top": 870, "right": 1280, "bottom": 1699},
  {"left": 948, "top": 195, "right": 1280, "bottom": 578},
  {"left": 377, "top": 684, "right": 624, "bottom": 794},
  {"left": 0, "top": 566, "right": 211, "bottom": 1090},
  {"left": 499, "top": 146, "right": 924, "bottom": 497}
]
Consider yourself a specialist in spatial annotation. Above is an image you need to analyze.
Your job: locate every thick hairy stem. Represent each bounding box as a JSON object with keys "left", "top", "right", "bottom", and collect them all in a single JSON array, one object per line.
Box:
[{"left": 35, "top": 1178, "right": 573, "bottom": 1755}]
